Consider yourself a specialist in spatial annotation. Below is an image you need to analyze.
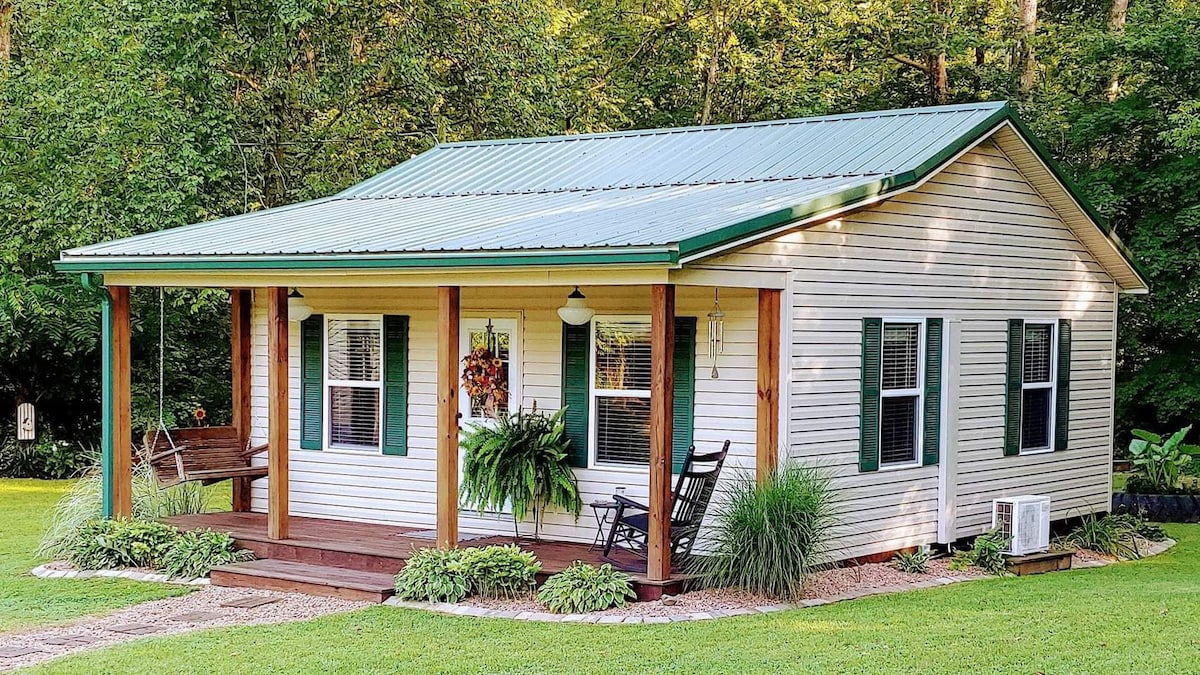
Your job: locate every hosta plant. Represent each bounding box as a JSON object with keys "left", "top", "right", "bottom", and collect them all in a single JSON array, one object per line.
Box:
[
  {"left": 893, "top": 547, "right": 932, "bottom": 574},
  {"left": 160, "top": 529, "right": 253, "bottom": 578},
  {"left": 394, "top": 548, "right": 471, "bottom": 603},
  {"left": 536, "top": 562, "right": 636, "bottom": 614},
  {"left": 67, "top": 519, "right": 180, "bottom": 570},
  {"left": 461, "top": 545, "right": 541, "bottom": 599}
]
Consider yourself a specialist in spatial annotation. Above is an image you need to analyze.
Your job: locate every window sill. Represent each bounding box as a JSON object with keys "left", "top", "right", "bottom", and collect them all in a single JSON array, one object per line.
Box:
[
  {"left": 1019, "top": 447, "right": 1054, "bottom": 456},
  {"left": 876, "top": 461, "right": 923, "bottom": 472}
]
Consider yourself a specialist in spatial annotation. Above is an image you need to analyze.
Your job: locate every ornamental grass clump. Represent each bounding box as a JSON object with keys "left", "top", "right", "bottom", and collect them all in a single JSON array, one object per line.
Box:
[
  {"left": 693, "top": 462, "right": 835, "bottom": 600},
  {"left": 536, "top": 562, "right": 635, "bottom": 614}
]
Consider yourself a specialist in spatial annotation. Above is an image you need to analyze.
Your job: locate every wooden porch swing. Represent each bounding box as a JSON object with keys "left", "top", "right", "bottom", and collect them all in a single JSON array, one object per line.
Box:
[{"left": 143, "top": 289, "right": 268, "bottom": 487}]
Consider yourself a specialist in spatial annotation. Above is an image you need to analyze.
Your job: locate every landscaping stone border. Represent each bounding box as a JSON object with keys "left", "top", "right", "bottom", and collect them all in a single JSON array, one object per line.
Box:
[{"left": 30, "top": 564, "right": 210, "bottom": 586}]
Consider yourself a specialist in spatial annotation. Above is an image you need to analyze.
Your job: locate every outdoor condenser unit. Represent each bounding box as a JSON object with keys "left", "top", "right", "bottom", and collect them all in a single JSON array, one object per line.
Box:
[{"left": 991, "top": 495, "right": 1051, "bottom": 555}]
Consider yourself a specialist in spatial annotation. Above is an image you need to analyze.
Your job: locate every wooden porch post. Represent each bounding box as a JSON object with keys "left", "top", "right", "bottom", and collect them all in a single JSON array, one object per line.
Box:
[
  {"left": 103, "top": 286, "right": 133, "bottom": 519},
  {"left": 648, "top": 283, "right": 675, "bottom": 582},
  {"left": 756, "top": 288, "right": 782, "bottom": 482},
  {"left": 266, "top": 287, "right": 289, "bottom": 540},
  {"left": 436, "top": 286, "right": 460, "bottom": 549},
  {"left": 231, "top": 289, "right": 253, "bottom": 512}
]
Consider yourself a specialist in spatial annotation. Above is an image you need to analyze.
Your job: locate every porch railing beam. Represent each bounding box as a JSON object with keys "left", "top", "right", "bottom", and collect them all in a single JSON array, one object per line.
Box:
[
  {"left": 266, "top": 286, "right": 289, "bottom": 540},
  {"left": 436, "top": 285, "right": 461, "bottom": 549},
  {"left": 756, "top": 288, "right": 782, "bottom": 482},
  {"left": 648, "top": 283, "right": 675, "bottom": 582},
  {"left": 231, "top": 288, "right": 253, "bottom": 512}
]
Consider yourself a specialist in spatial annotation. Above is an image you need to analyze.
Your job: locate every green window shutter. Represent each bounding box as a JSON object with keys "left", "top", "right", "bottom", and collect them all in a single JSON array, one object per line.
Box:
[
  {"left": 382, "top": 315, "right": 410, "bottom": 456},
  {"left": 859, "top": 318, "right": 882, "bottom": 472},
  {"left": 922, "top": 318, "right": 944, "bottom": 466},
  {"left": 672, "top": 317, "right": 697, "bottom": 473},
  {"left": 1055, "top": 318, "right": 1072, "bottom": 451},
  {"left": 299, "top": 314, "right": 324, "bottom": 450},
  {"left": 1004, "top": 319, "right": 1025, "bottom": 457},
  {"left": 561, "top": 321, "right": 590, "bottom": 468}
]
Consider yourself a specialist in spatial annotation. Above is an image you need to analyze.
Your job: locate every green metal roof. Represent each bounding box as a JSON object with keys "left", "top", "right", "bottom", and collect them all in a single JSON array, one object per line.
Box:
[{"left": 56, "top": 101, "right": 1144, "bottom": 287}]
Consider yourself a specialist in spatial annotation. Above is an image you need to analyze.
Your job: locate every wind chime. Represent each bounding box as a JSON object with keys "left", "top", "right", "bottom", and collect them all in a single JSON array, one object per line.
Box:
[{"left": 707, "top": 289, "right": 725, "bottom": 379}]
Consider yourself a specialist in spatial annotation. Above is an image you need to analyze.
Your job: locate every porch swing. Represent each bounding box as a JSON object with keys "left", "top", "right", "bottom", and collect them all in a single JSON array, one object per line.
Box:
[{"left": 144, "top": 289, "right": 269, "bottom": 487}]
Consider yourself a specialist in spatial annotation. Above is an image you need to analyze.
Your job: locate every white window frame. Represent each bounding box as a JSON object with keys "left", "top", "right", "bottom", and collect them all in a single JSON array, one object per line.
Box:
[
  {"left": 322, "top": 314, "right": 384, "bottom": 453},
  {"left": 588, "top": 315, "right": 653, "bottom": 471},
  {"left": 877, "top": 317, "right": 925, "bottom": 471},
  {"left": 1019, "top": 319, "right": 1057, "bottom": 456}
]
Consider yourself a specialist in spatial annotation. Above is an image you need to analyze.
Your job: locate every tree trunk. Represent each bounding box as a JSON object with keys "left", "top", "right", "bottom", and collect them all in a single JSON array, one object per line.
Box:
[
  {"left": 928, "top": 52, "right": 949, "bottom": 105},
  {"left": 699, "top": 0, "right": 722, "bottom": 125},
  {"left": 1107, "top": 0, "right": 1129, "bottom": 101},
  {"left": 1016, "top": 0, "right": 1039, "bottom": 96},
  {"left": 0, "top": 2, "right": 12, "bottom": 61}
]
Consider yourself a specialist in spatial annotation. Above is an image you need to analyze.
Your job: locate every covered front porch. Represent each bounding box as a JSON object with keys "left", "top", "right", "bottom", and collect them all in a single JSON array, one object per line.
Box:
[{"left": 95, "top": 267, "right": 788, "bottom": 586}]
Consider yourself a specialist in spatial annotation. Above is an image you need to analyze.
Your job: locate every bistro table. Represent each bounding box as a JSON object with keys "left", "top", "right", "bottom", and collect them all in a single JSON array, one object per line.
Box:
[{"left": 588, "top": 499, "right": 620, "bottom": 551}]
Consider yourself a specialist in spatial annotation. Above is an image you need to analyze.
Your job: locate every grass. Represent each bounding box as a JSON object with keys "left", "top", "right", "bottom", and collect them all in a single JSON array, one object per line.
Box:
[
  {"left": 20, "top": 524, "right": 1200, "bottom": 673},
  {"left": 0, "top": 479, "right": 231, "bottom": 632}
]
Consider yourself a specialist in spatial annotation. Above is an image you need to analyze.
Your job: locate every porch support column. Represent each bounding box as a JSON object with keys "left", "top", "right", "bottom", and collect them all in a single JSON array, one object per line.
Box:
[
  {"left": 436, "top": 286, "right": 461, "bottom": 549},
  {"left": 648, "top": 283, "right": 675, "bottom": 582},
  {"left": 266, "top": 287, "right": 289, "bottom": 540},
  {"left": 756, "top": 288, "right": 782, "bottom": 482},
  {"left": 231, "top": 289, "right": 253, "bottom": 512},
  {"left": 101, "top": 285, "right": 132, "bottom": 519}
]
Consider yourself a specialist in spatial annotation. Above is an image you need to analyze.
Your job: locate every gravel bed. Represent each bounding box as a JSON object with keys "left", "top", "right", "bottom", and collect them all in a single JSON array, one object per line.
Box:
[{"left": 0, "top": 586, "right": 368, "bottom": 671}]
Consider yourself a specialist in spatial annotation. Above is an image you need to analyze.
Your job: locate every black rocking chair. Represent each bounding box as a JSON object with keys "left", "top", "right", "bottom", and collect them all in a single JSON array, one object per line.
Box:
[{"left": 602, "top": 440, "right": 730, "bottom": 568}]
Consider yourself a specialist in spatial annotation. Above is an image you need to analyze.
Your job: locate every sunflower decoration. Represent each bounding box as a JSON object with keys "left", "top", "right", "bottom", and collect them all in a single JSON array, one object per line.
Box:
[
  {"left": 461, "top": 346, "right": 509, "bottom": 418},
  {"left": 193, "top": 406, "right": 208, "bottom": 427}
]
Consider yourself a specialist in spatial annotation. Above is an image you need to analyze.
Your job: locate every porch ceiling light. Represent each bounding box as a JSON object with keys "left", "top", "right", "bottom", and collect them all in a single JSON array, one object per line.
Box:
[
  {"left": 287, "top": 289, "right": 313, "bottom": 322},
  {"left": 557, "top": 287, "right": 595, "bottom": 326}
]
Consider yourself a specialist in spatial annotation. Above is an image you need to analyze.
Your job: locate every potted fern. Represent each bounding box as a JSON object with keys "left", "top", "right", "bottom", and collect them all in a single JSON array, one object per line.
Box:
[{"left": 459, "top": 406, "right": 582, "bottom": 541}]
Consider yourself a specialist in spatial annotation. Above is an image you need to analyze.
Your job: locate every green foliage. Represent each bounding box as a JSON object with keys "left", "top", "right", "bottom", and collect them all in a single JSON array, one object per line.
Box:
[
  {"left": 39, "top": 463, "right": 209, "bottom": 560},
  {"left": 951, "top": 529, "right": 1010, "bottom": 576},
  {"left": 460, "top": 545, "right": 542, "bottom": 599},
  {"left": 66, "top": 519, "right": 180, "bottom": 570},
  {"left": 1111, "top": 513, "right": 1169, "bottom": 542},
  {"left": 460, "top": 407, "right": 582, "bottom": 530},
  {"left": 1064, "top": 513, "right": 1139, "bottom": 558},
  {"left": 693, "top": 462, "right": 835, "bottom": 599},
  {"left": 1127, "top": 426, "right": 1200, "bottom": 493},
  {"left": 160, "top": 529, "right": 253, "bottom": 579},
  {"left": 535, "top": 562, "right": 635, "bottom": 614},
  {"left": 893, "top": 548, "right": 932, "bottom": 574},
  {"left": 393, "top": 548, "right": 472, "bottom": 604},
  {"left": 0, "top": 436, "right": 92, "bottom": 479}
]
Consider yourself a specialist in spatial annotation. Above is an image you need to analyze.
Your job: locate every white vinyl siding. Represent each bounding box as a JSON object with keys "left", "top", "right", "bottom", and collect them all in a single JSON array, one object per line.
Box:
[
  {"left": 710, "top": 138, "right": 1117, "bottom": 559},
  {"left": 247, "top": 286, "right": 759, "bottom": 543}
]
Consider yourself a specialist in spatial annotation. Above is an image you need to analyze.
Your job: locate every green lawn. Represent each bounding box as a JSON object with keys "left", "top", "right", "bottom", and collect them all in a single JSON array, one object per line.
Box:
[
  {"left": 0, "top": 479, "right": 231, "bottom": 632},
  {"left": 21, "top": 523, "right": 1200, "bottom": 673}
]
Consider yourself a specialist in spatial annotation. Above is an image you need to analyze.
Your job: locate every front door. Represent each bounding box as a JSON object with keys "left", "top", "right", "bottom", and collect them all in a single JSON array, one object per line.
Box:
[{"left": 458, "top": 316, "right": 520, "bottom": 514}]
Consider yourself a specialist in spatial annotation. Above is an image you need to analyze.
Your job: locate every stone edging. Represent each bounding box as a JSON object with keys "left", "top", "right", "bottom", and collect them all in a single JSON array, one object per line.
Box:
[
  {"left": 381, "top": 538, "right": 1178, "bottom": 624},
  {"left": 30, "top": 564, "right": 210, "bottom": 586}
]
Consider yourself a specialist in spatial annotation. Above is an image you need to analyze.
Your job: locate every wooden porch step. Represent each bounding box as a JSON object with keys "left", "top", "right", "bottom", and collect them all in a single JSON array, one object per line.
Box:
[{"left": 210, "top": 559, "right": 396, "bottom": 602}]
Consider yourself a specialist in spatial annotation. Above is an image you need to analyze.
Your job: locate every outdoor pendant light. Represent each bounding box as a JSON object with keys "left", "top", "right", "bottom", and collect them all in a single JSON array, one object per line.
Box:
[
  {"left": 287, "top": 289, "right": 314, "bottom": 322},
  {"left": 557, "top": 287, "right": 595, "bottom": 325},
  {"left": 707, "top": 288, "right": 725, "bottom": 379}
]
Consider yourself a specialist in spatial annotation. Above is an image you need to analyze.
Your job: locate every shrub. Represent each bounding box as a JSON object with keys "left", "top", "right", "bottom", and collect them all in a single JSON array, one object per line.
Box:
[
  {"left": 160, "top": 529, "right": 253, "bottom": 579},
  {"left": 693, "top": 462, "right": 835, "bottom": 599},
  {"left": 67, "top": 519, "right": 180, "bottom": 570},
  {"left": 461, "top": 545, "right": 541, "bottom": 599},
  {"left": 1063, "top": 513, "right": 1157, "bottom": 558},
  {"left": 0, "top": 436, "right": 92, "bottom": 479},
  {"left": 460, "top": 406, "right": 582, "bottom": 538},
  {"left": 394, "top": 548, "right": 471, "bottom": 603},
  {"left": 38, "top": 462, "right": 209, "bottom": 560},
  {"left": 536, "top": 562, "right": 635, "bottom": 614},
  {"left": 893, "top": 548, "right": 931, "bottom": 574},
  {"left": 1111, "top": 513, "right": 1168, "bottom": 542},
  {"left": 950, "top": 528, "right": 1009, "bottom": 575}
]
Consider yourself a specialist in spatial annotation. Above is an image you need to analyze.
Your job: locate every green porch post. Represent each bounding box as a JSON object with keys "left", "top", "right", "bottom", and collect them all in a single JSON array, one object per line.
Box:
[{"left": 99, "top": 286, "right": 115, "bottom": 518}]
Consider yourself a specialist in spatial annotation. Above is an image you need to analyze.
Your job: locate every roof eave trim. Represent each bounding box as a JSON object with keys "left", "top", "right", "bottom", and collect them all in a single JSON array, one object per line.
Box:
[{"left": 54, "top": 247, "right": 680, "bottom": 273}]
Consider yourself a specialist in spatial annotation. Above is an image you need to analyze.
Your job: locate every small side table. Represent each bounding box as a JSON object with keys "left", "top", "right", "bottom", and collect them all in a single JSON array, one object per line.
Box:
[{"left": 588, "top": 499, "right": 619, "bottom": 551}]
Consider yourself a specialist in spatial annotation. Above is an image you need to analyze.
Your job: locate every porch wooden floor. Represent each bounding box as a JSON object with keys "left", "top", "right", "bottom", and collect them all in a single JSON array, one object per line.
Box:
[{"left": 165, "top": 512, "right": 693, "bottom": 600}]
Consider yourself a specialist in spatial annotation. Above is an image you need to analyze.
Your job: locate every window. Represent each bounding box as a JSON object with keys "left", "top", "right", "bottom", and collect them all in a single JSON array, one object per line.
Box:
[
  {"left": 591, "top": 318, "right": 652, "bottom": 466},
  {"left": 1020, "top": 321, "right": 1056, "bottom": 452},
  {"left": 879, "top": 321, "right": 923, "bottom": 467},
  {"left": 325, "top": 317, "right": 382, "bottom": 451}
]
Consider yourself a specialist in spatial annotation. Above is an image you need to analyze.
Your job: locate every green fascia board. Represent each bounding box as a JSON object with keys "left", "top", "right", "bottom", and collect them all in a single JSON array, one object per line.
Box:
[{"left": 54, "top": 248, "right": 679, "bottom": 273}]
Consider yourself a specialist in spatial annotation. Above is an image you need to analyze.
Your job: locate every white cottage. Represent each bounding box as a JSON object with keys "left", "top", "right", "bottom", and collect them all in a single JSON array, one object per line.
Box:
[{"left": 60, "top": 101, "right": 1146, "bottom": 596}]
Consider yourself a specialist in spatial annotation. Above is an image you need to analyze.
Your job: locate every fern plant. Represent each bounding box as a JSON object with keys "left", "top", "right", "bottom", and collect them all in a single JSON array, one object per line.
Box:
[
  {"left": 536, "top": 562, "right": 635, "bottom": 614},
  {"left": 460, "top": 406, "right": 582, "bottom": 539}
]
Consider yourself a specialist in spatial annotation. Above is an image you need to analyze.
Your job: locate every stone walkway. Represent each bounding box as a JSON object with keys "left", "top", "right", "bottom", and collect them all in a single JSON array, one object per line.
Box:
[{"left": 0, "top": 586, "right": 367, "bottom": 671}]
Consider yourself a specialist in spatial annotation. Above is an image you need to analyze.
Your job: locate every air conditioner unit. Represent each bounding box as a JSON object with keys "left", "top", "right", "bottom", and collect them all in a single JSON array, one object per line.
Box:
[{"left": 991, "top": 495, "right": 1051, "bottom": 555}]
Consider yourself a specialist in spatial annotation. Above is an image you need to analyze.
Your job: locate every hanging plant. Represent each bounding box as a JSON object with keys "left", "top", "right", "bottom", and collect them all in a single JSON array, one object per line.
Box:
[{"left": 461, "top": 346, "right": 508, "bottom": 418}]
